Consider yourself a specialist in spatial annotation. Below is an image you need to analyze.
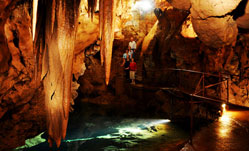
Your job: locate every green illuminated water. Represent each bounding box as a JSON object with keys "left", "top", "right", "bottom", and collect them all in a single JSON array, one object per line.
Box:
[{"left": 16, "top": 117, "right": 188, "bottom": 151}]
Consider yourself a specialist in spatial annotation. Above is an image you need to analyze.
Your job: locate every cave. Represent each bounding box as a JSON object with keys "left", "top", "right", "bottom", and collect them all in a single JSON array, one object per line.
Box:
[{"left": 1, "top": 0, "right": 249, "bottom": 150}]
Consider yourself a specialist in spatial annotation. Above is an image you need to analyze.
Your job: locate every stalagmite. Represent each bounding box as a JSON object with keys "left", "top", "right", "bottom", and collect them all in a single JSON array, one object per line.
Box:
[
  {"left": 35, "top": 0, "right": 80, "bottom": 147},
  {"left": 101, "top": 0, "right": 116, "bottom": 85}
]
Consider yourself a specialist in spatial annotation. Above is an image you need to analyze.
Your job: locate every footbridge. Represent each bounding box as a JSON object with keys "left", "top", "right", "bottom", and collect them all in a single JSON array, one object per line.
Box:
[{"left": 131, "top": 68, "right": 249, "bottom": 108}]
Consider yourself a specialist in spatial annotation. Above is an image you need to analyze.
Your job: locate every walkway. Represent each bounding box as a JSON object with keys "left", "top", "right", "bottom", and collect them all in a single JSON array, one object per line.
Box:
[{"left": 191, "top": 109, "right": 249, "bottom": 151}]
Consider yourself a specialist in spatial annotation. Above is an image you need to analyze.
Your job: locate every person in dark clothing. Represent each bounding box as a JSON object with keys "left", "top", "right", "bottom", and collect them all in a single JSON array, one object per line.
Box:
[
  {"left": 124, "top": 59, "right": 130, "bottom": 80},
  {"left": 121, "top": 49, "right": 131, "bottom": 80}
]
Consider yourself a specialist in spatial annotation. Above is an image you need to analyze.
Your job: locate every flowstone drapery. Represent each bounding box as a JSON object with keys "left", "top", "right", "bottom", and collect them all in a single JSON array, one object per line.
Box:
[{"left": 34, "top": 0, "right": 80, "bottom": 147}]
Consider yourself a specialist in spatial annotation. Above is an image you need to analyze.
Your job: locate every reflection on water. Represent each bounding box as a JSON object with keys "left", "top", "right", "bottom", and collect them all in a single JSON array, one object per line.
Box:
[
  {"left": 193, "top": 109, "right": 249, "bottom": 151},
  {"left": 218, "top": 105, "right": 231, "bottom": 138}
]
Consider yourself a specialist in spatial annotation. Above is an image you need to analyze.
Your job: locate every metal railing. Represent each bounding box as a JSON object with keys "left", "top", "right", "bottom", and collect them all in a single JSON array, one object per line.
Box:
[{"left": 140, "top": 68, "right": 231, "bottom": 104}]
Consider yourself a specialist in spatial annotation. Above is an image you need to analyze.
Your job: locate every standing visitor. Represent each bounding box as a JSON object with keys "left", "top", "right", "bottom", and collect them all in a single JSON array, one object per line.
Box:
[
  {"left": 121, "top": 49, "right": 132, "bottom": 66},
  {"left": 128, "top": 37, "right": 136, "bottom": 53},
  {"left": 129, "top": 58, "right": 137, "bottom": 84},
  {"left": 128, "top": 48, "right": 134, "bottom": 60},
  {"left": 121, "top": 49, "right": 131, "bottom": 80}
]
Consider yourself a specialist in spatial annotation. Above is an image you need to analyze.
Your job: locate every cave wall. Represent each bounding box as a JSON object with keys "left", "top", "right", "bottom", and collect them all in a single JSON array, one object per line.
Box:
[
  {"left": 0, "top": 1, "right": 46, "bottom": 149},
  {"left": 142, "top": 1, "right": 249, "bottom": 108}
]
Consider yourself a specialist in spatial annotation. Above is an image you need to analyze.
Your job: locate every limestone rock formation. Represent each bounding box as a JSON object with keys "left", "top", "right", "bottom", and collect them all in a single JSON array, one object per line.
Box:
[
  {"left": 3, "top": 0, "right": 249, "bottom": 150},
  {"left": 142, "top": 7, "right": 189, "bottom": 66},
  {"left": 190, "top": 0, "right": 241, "bottom": 19},
  {"left": 35, "top": 0, "right": 81, "bottom": 147},
  {"left": 0, "top": 2, "right": 46, "bottom": 149},
  {"left": 100, "top": 0, "right": 116, "bottom": 85},
  {"left": 168, "top": 0, "right": 244, "bottom": 48},
  {"left": 141, "top": 21, "right": 158, "bottom": 56},
  {"left": 75, "top": 1, "right": 99, "bottom": 55},
  {"left": 167, "top": 0, "right": 191, "bottom": 10},
  {"left": 190, "top": 0, "right": 241, "bottom": 48},
  {"left": 192, "top": 16, "right": 238, "bottom": 48},
  {"left": 141, "top": 7, "right": 190, "bottom": 86},
  {"left": 180, "top": 16, "right": 197, "bottom": 38}
]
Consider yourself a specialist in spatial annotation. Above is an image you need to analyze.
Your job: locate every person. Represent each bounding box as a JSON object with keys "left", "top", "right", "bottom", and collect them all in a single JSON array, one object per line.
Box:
[
  {"left": 129, "top": 58, "right": 137, "bottom": 84},
  {"left": 121, "top": 49, "right": 133, "bottom": 66},
  {"left": 128, "top": 37, "right": 136, "bottom": 53},
  {"left": 128, "top": 48, "right": 134, "bottom": 60},
  {"left": 121, "top": 49, "right": 131, "bottom": 80},
  {"left": 124, "top": 58, "right": 130, "bottom": 80}
]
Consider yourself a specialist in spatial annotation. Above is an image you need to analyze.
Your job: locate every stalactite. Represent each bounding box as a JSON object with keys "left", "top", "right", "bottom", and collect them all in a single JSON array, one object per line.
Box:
[
  {"left": 32, "top": 0, "right": 38, "bottom": 41},
  {"left": 99, "top": 0, "right": 104, "bottom": 65},
  {"left": 101, "top": 0, "right": 116, "bottom": 85},
  {"left": 88, "top": 0, "right": 97, "bottom": 20},
  {"left": 99, "top": 0, "right": 103, "bottom": 40},
  {"left": 35, "top": 0, "right": 80, "bottom": 147}
]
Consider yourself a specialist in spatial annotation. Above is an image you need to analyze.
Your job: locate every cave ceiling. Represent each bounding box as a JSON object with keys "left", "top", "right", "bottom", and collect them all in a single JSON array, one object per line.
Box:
[{"left": 169, "top": 0, "right": 249, "bottom": 48}]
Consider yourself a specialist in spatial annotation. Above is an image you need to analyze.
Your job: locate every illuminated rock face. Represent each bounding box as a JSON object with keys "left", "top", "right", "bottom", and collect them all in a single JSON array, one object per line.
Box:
[
  {"left": 180, "top": 16, "right": 197, "bottom": 38},
  {"left": 0, "top": 1, "right": 12, "bottom": 73},
  {"left": 142, "top": 8, "right": 189, "bottom": 66},
  {"left": 2, "top": 0, "right": 249, "bottom": 149},
  {"left": 168, "top": 0, "right": 191, "bottom": 10},
  {"left": 99, "top": 0, "right": 116, "bottom": 85},
  {"left": 189, "top": 0, "right": 241, "bottom": 48},
  {"left": 140, "top": 3, "right": 249, "bottom": 108},
  {"left": 75, "top": 0, "right": 99, "bottom": 55},
  {"left": 35, "top": 0, "right": 80, "bottom": 147},
  {"left": 192, "top": 16, "right": 238, "bottom": 47},
  {"left": 0, "top": 2, "right": 46, "bottom": 149},
  {"left": 190, "top": 0, "right": 241, "bottom": 19},
  {"left": 141, "top": 21, "right": 158, "bottom": 56}
]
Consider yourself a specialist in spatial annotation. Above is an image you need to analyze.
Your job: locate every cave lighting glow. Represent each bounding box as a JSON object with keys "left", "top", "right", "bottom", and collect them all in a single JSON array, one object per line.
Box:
[
  {"left": 133, "top": 0, "right": 154, "bottom": 13},
  {"left": 219, "top": 106, "right": 233, "bottom": 138},
  {"left": 220, "top": 104, "right": 228, "bottom": 122},
  {"left": 222, "top": 103, "right": 226, "bottom": 112}
]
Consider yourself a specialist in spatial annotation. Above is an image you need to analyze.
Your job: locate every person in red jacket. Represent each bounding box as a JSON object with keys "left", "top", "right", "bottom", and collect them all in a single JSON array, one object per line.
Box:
[{"left": 129, "top": 58, "right": 137, "bottom": 84}]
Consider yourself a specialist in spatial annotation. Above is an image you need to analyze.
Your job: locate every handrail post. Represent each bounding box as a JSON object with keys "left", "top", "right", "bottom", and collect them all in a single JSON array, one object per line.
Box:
[
  {"left": 178, "top": 70, "right": 180, "bottom": 88},
  {"left": 227, "top": 77, "right": 229, "bottom": 104},
  {"left": 219, "top": 72, "right": 221, "bottom": 98},
  {"left": 202, "top": 73, "right": 205, "bottom": 96},
  {"left": 190, "top": 95, "right": 193, "bottom": 145}
]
